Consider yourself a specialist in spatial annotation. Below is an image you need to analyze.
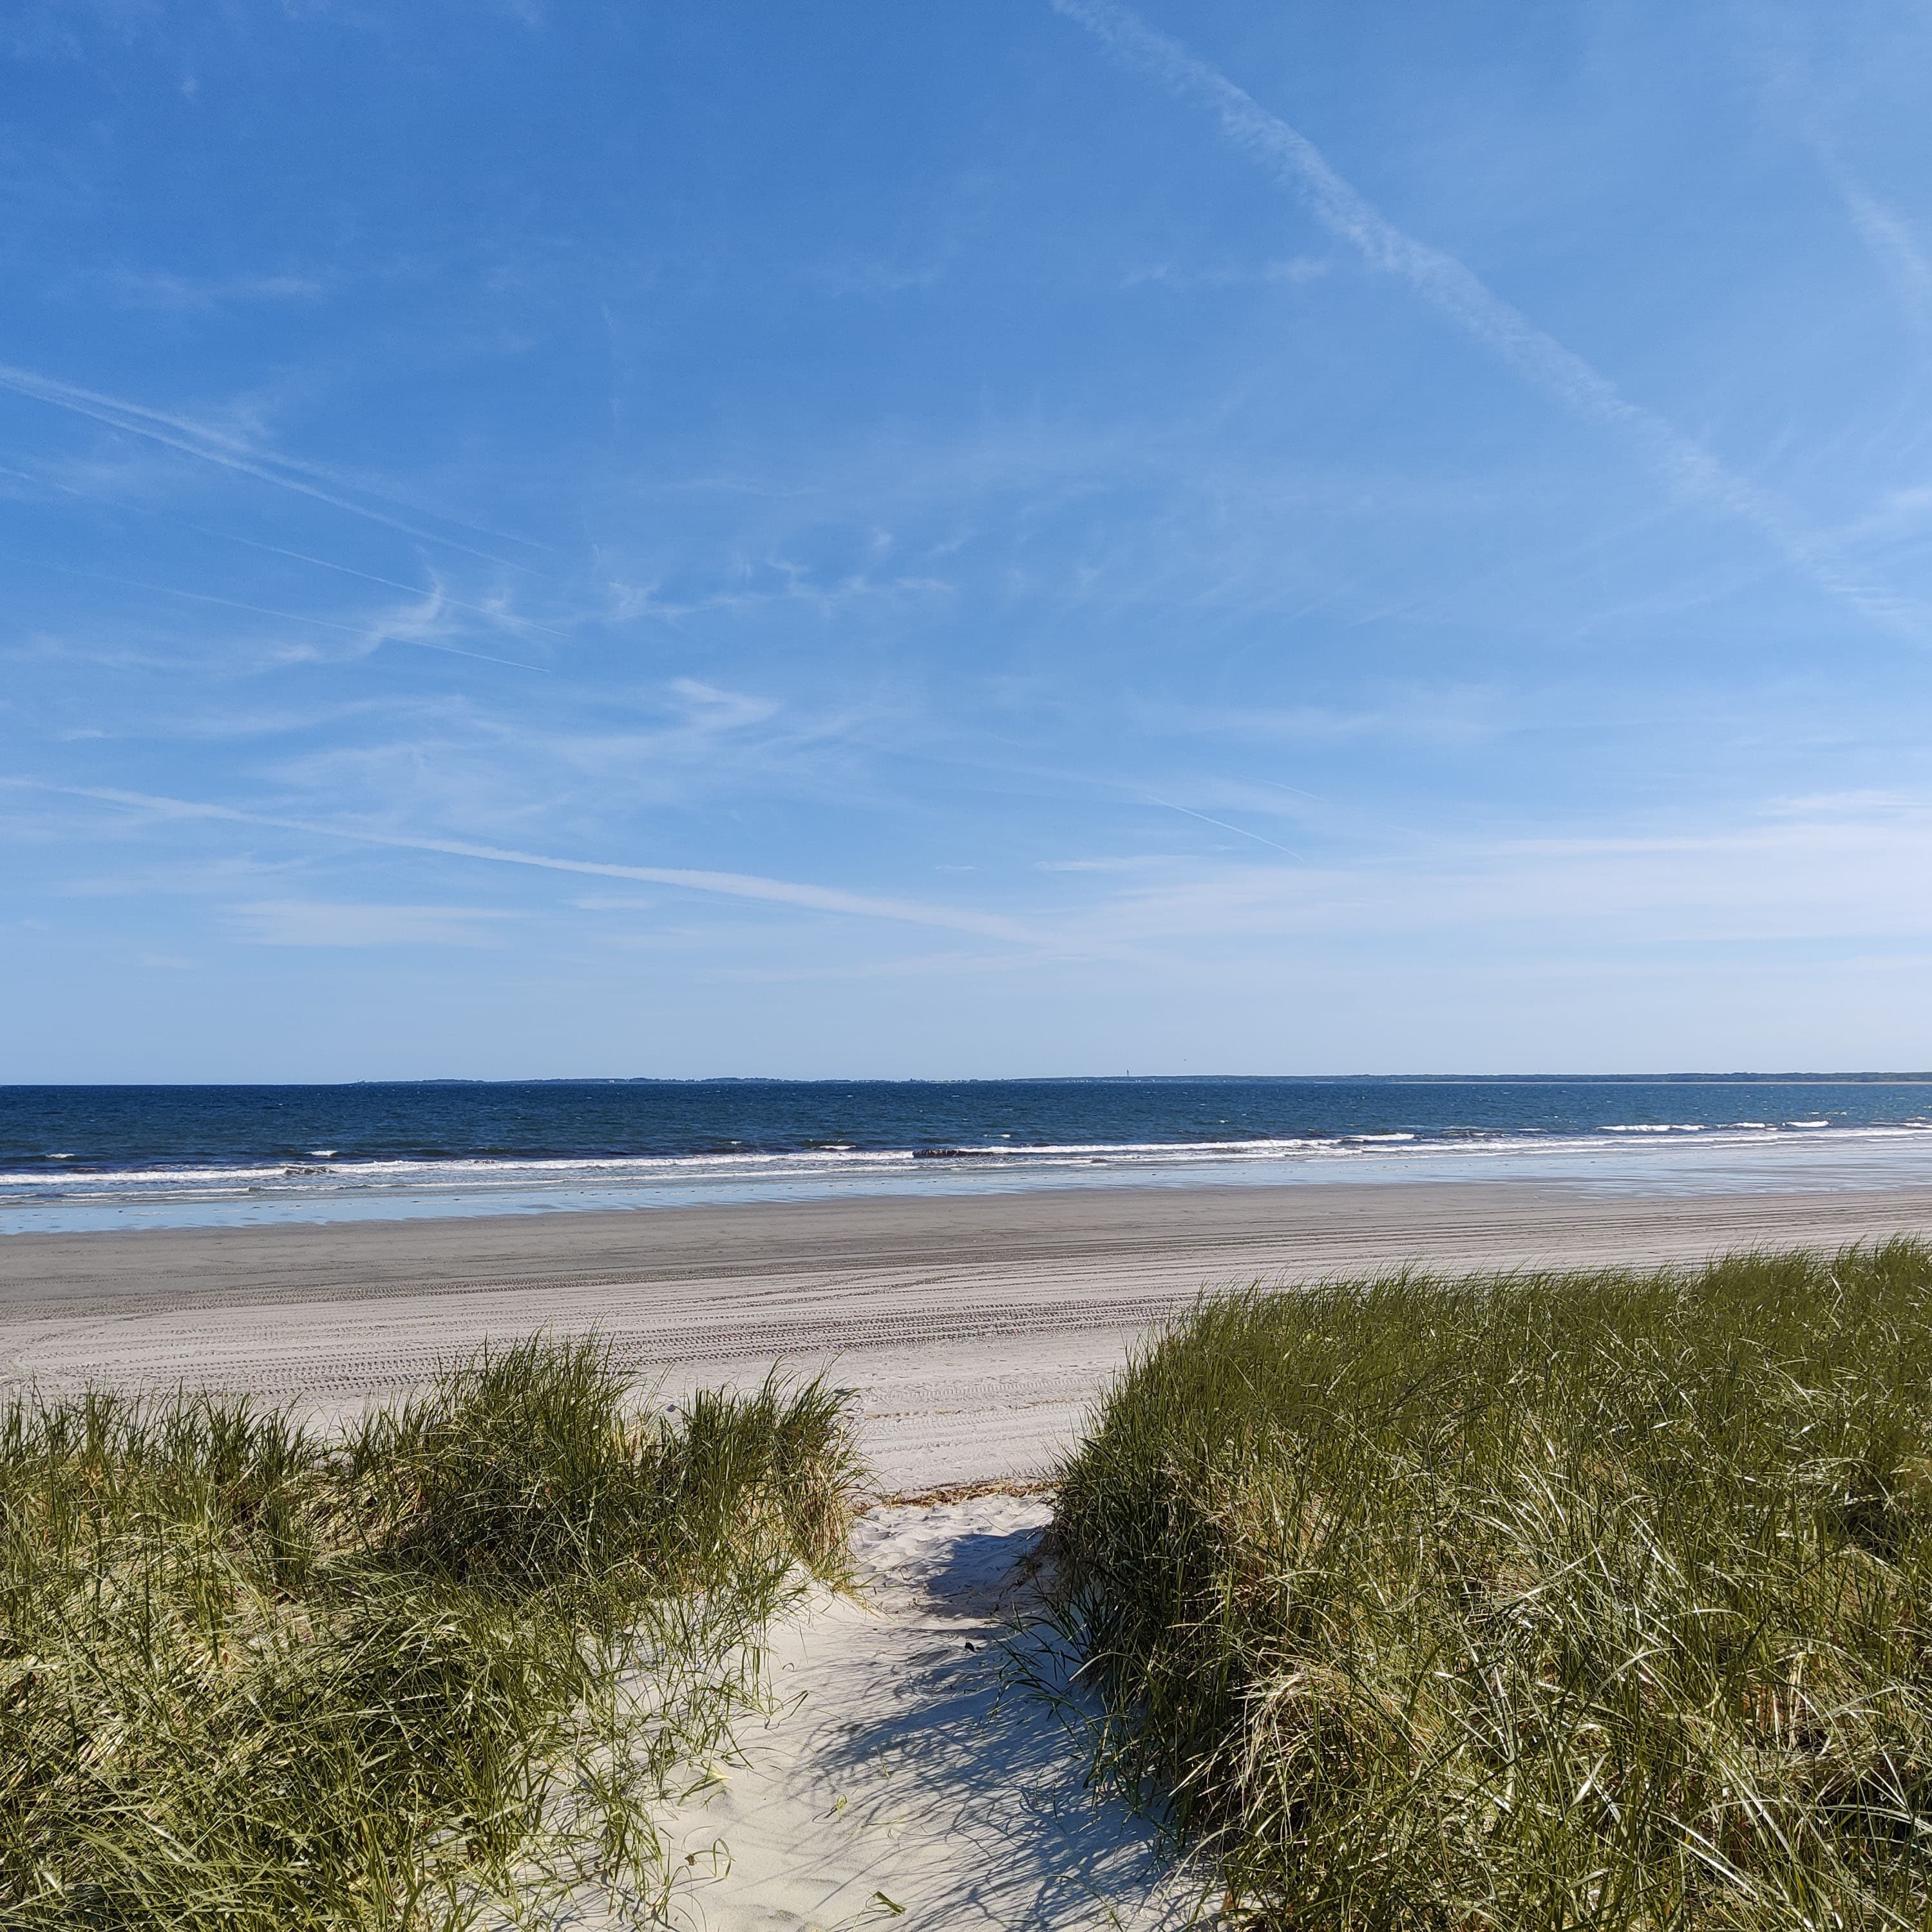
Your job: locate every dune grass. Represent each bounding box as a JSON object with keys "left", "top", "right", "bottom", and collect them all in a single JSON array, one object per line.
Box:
[
  {"left": 0, "top": 1338, "right": 864, "bottom": 1929},
  {"left": 1055, "top": 1240, "right": 1932, "bottom": 1928}
]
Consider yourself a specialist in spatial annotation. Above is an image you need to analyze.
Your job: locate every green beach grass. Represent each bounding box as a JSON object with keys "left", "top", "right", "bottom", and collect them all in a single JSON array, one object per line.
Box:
[
  {"left": 0, "top": 1338, "right": 864, "bottom": 1929},
  {"left": 1055, "top": 1240, "right": 1932, "bottom": 1928}
]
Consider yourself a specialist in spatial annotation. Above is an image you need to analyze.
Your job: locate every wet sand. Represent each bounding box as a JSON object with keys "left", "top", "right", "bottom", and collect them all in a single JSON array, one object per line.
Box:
[{"left": 5, "top": 1176, "right": 1931, "bottom": 1489}]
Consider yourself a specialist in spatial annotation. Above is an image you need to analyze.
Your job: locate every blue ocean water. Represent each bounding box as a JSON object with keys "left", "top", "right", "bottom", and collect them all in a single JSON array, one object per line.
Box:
[{"left": 6, "top": 1077, "right": 1932, "bottom": 1233}]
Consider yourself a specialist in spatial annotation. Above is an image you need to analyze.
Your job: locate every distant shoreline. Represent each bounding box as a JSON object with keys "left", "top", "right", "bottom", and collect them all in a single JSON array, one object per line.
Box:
[{"left": 9, "top": 1072, "right": 1932, "bottom": 1088}]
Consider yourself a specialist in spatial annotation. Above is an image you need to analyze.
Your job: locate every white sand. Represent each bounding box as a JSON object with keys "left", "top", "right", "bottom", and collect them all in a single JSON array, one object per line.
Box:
[
  {"left": 7, "top": 1176, "right": 1932, "bottom": 1488},
  {"left": 632, "top": 1494, "right": 1206, "bottom": 1931}
]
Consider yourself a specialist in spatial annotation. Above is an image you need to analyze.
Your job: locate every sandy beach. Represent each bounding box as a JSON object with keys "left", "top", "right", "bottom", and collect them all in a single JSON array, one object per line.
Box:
[
  {"left": 8, "top": 1173, "right": 1932, "bottom": 1490},
  {"left": 12, "top": 1178, "right": 1932, "bottom": 1922}
]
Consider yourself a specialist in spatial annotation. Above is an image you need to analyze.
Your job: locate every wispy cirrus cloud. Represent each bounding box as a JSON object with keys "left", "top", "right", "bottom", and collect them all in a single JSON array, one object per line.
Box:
[
  {"left": 110, "top": 269, "right": 327, "bottom": 312},
  {"left": 663, "top": 677, "right": 777, "bottom": 730},
  {"left": 60, "top": 854, "right": 312, "bottom": 898},
  {"left": 0, "top": 361, "right": 536, "bottom": 567},
  {"left": 1122, "top": 255, "right": 1328, "bottom": 290},
  {"left": 227, "top": 901, "right": 519, "bottom": 947},
  {"left": 1134, "top": 690, "right": 1502, "bottom": 746},
  {"left": 12, "top": 779, "right": 1045, "bottom": 944},
  {"left": 1831, "top": 170, "right": 1932, "bottom": 332},
  {"left": 19, "top": 562, "right": 549, "bottom": 674},
  {"left": 605, "top": 560, "right": 954, "bottom": 627},
  {"left": 345, "top": 584, "right": 551, "bottom": 674},
  {"left": 5, "top": 447, "right": 570, "bottom": 641},
  {"left": 1052, "top": 0, "right": 1924, "bottom": 645},
  {"left": 1035, "top": 855, "right": 1171, "bottom": 873},
  {"left": 1053, "top": 791, "right": 1932, "bottom": 954}
]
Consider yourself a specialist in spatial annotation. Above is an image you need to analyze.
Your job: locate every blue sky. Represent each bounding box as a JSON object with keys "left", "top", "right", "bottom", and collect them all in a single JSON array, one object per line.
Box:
[{"left": 6, "top": 0, "right": 1932, "bottom": 1080}]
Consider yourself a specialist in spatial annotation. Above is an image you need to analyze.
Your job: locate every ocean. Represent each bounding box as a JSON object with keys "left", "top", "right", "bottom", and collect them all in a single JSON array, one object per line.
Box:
[{"left": 7, "top": 1076, "right": 1932, "bottom": 1235}]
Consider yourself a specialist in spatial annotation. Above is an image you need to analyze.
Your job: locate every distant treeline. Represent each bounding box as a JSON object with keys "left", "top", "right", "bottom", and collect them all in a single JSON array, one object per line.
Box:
[{"left": 356, "top": 1070, "right": 1932, "bottom": 1086}]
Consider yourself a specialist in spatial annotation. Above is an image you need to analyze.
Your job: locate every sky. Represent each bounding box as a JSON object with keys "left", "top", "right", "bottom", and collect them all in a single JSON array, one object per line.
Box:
[{"left": 6, "top": 0, "right": 1932, "bottom": 1081}]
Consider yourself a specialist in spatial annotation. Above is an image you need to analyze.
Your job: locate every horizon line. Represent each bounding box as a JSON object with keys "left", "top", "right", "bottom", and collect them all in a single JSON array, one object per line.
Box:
[{"left": 7, "top": 1072, "right": 1932, "bottom": 1089}]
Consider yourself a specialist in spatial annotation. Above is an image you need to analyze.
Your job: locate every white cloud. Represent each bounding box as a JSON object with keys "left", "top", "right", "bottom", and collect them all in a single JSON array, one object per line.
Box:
[{"left": 226, "top": 901, "right": 519, "bottom": 947}]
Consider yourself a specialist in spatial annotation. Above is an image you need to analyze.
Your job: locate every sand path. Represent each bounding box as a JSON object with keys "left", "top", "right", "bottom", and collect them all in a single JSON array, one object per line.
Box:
[
  {"left": 635, "top": 1493, "right": 1204, "bottom": 1931},
  {"left": 6, "top": 1177, "right": 1932, "bottom": 1488}
]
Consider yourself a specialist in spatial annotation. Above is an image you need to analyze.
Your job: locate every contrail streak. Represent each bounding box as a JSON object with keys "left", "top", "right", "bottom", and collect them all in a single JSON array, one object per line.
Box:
[
  {"left": 6, "top": 461, "right": 569, "bottom": 639},
  {"left": 11, "top": 781, "right": 1043, "bottom": 943},
  {"left": 1149, "top": 795, "right": 1309, "bottom": 860},
  {"left": 0, "top": 363, "right": 534, "bottom": 571},
  {"left": 1053, "top": 0, "right": 1918, "bottom": 642}
]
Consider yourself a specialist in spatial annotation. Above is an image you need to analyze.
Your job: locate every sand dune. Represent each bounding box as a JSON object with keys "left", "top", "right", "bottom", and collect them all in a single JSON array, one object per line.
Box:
[{"left": 11, "top": 1175, "right": 1932, "bottom": 1924}]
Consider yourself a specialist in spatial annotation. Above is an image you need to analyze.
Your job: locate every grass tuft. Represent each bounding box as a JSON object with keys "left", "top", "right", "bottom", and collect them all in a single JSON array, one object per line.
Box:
[
  {"left": 1055, "top": 1239, "right": 1932, "bottom": 1927},
  {"left": 1, "top": 1338, "right": 863, "bottom": 1929}
]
